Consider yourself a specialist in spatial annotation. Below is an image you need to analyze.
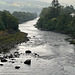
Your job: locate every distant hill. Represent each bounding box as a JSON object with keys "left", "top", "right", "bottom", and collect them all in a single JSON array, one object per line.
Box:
[{"left": 0, "top": 0, "right": 50, "bottom": 14}]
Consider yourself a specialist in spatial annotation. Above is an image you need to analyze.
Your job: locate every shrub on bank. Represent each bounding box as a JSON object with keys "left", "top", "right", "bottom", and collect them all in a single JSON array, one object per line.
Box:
[{"left": 0, "top": 31, "right": 29, "bottom": 53}]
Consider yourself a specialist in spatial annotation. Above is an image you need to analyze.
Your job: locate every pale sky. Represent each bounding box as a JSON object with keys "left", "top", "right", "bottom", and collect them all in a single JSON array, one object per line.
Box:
[{"left": 39, "top": 0, "right": 75, "bottom": 5}]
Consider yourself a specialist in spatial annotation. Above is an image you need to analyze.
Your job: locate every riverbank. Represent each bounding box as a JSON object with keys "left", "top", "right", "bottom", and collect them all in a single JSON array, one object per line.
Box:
[
  {"left": 0, "top": 30, "right": 29, "bottom": 53},
  {"left": 67, "top": 38, "right": 75, "bottom": 44},
  {"left": 35, "top": 24, "right": 75, "bottom": 44}
]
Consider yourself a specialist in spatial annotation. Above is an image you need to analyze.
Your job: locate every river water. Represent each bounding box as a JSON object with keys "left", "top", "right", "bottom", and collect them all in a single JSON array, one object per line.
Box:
[{"left": 0, "top": 18, "right": 75, "bottom": 75}]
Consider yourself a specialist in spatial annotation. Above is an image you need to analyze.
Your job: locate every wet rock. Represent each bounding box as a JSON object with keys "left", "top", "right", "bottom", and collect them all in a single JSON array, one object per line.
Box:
[
  {"left": 14, "top": 52, "right": 19, "bottom": 57},
  {"left": 3, "top": 55, "right": 8, "bottom": 59},
  {"left": 11, "top": 58, "right": 16, "bottom": 60},
  {"left": 24, "top": 59, "right": 31, "bottom": 65},
  {"left": 25, "top": 50, "right": 31, "bottom": 54},
  {"left": 33, "top": 36, "right": 35, "bottom": 37},
  {"left": 20, "top": 53, "right": 23, "bottom": 55},
  {"left": 15, "top": 66, "right": 20, "bottom": 69},
  {"left": 12, "top": 61, "right": 15, "bottom": 63},
  {"left": 1, "top": 58, "right": 7, "bottom": 62},
  {"left": 0, "top": 64, "right": 3, "bottom": 66},
  {"left": 28, "top": 37, "right": 31, "bottom": 39},
  {"left": 9, "top": 54, "right": 13, "bottom": 58},
  {"left": 33, "top": 53, "right": 39, "bottom": 57}
]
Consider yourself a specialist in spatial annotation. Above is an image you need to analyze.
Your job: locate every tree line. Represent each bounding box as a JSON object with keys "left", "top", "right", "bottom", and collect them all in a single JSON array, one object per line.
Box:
[
  {"left": 0, "top": 10, "right": 19, "bottom": 31},
  {"left": 0, "top": 10, "right": 37, "bottom": 31},
  {"left": 37, "top": 2, "right": 75, "bottom": 37},
  {"left": 12, "top": 12, "right": 37, "bottom": 23}
]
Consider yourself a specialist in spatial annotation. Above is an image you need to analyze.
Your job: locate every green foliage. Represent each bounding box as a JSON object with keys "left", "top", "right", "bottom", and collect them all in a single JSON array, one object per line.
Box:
[
  {"left": 0, "top": 10, "right": 19, "bottom": 31},
  {"left": 62, "top": 5, "right": 75, "bottom": 14},
  {"left": 6, "top": 14, "right": 19, "bottom": 31},
  {"left": 12, "top": 12, "right": 37, "bottom": 23},
  {"left": 37, "top": 4, "right": 75, "bottom": 37},
  {"left": 0, "top": 31, "right": 28, "bottom": 53},
  {"left": 0, "top": 19, "right": 5, "bottom": 30},
  {"left": 0, "top": 10, "right": 30, "bottom": 53},
  {"left": 0, "top": 10, "right": 37, "bottom": 31},
  {"left": 1, "top": 10, "right": 19, "bottom": 31}
]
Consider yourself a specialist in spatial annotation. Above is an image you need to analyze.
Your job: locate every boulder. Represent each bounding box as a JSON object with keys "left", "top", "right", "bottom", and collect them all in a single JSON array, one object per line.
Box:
[
  {"left": 24, "top": 59, "right": 31, "bottom": 65},
  {"left": 9, "top": 54, "right": 13, "bottom": 58},
  {"left": 0, "top": 64, "right": 3, "bottom": 66},
  {"left": 1, "top": 58, "right": 7, "bottom": 62},
  {"left": 15, "top": 66, "right": 20, "bottom": 69},
  {"left": 25, "top": 50, "right": 31, "bottom": 54}
]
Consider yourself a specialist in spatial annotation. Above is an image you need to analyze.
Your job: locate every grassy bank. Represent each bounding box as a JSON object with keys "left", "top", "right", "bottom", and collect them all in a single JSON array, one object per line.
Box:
[{"left": 0, "top": 31, "right": 29, "bottom": 53}]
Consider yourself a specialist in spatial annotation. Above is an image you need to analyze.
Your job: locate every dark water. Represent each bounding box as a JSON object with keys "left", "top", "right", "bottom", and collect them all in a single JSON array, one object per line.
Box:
[{"left": 0, "top": 18, "right": 75, "bottom": 75}]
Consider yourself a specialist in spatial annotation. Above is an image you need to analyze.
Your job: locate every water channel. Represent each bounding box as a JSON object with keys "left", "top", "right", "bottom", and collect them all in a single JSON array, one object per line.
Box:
[{"left": 0, "top": 18, "right": 75, "bottom": 75}]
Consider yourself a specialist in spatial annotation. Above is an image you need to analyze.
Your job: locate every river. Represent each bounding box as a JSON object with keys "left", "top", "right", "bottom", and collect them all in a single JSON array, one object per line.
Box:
[{"left": 0, "top": 18, "right": 75, "bottom": 75}]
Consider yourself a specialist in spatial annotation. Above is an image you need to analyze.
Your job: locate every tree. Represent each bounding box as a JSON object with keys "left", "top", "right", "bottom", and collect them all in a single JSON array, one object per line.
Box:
[
  {"left": 1, "top": 10, "right": 19, "bottom": 31},
  {"left": 12, "top": 11, "right": 37, "bottom": 23},
  {"left": 0, "top": 18, "right": 5, "bottom": 30},
  {"left": 6, "top": 15, "right": 19, "bottom": 31},
  {"left": 51, "top": 0, "right": 60, "bottom": 8},
  {"left": 37, "top": 0, "right": 75, "bottom": 36}
]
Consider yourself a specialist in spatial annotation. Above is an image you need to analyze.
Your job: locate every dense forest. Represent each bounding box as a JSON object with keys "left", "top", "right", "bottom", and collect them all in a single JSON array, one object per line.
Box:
[
  {"left": 0, "top": 10, "right": 29, "bottom": 53},
  {"left": 0, "top": 10, "right": 19, "bottom": 31},
  {"left": 36, "top": 1, "right": 75, "bottom": 38},
  {"left": 12, "top": 12, "right": 37, "bottom": 23}
]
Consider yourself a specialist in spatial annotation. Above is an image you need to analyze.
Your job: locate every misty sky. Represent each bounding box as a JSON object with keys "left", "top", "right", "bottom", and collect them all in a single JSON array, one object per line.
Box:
[
  {"left": 0, "top": 0, "right": 74, "bottom": 7},
  {"left": 39, "top": 0, "right": 75, "bottom": 5},
  {"left": 0, "top": 0, "right": 74, "bottom": 13}
]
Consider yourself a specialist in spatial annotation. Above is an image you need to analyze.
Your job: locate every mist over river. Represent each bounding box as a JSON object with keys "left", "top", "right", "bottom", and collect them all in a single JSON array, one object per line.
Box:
[{"left": 0, "top": 18, "right": 75, "bottom": 75}]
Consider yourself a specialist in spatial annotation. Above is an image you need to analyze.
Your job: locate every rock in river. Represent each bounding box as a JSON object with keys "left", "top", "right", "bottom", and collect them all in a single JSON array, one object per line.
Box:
[
  {"left": 25, "top": 50, "right": 31, "bottom": 54},
  {"left": 1, "top": 58, "right": 7, "bottom": 62},
  {"left": 15, "top": 66, "right": 20, "bottom": 69},
  {"left": 24, "top": 59, "right": 31, "bottom": 65},
  {"left": 0, "top": 64, "right": 3, "bottom": 66}
]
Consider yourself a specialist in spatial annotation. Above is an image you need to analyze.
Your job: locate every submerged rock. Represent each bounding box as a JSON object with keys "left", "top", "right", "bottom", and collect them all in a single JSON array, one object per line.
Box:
[
  {"left": 33, "top": 53, "right": 39, "bottom": 57},
  {"left": 12, "top": 61, "right": 15, "bottom": 63},
  {"left": 33, "top": 36, "right": 35, "bottom": 37},
  {"left": 11, "top": 58, "right": 16, "bottom": 60}
]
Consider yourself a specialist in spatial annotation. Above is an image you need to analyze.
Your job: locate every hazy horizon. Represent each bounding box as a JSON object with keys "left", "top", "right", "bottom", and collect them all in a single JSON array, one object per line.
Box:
[
  {"left": 0, "top": 0, "right": 74, "bottom": 7},
  {"left": 0, "top": 0, "right": 74, "bottom": 14},
  {"left": 39, "top": 0, "right": 75, "bottom": 5}
]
